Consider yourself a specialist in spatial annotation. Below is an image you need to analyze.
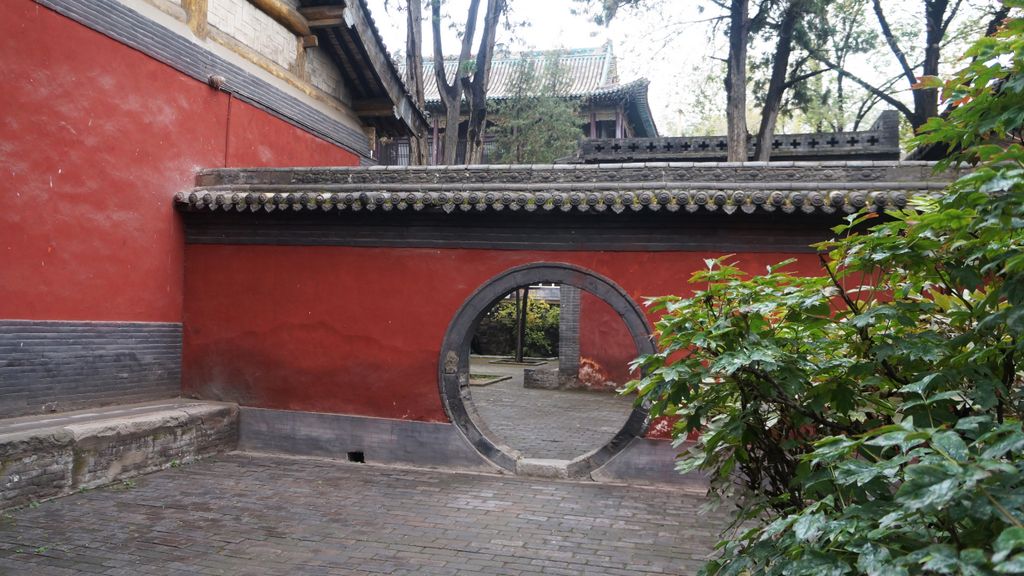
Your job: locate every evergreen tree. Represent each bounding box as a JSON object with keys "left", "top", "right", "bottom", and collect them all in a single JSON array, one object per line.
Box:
[{"left": 489, "top": 55, "right": 583, "bottom": 164}]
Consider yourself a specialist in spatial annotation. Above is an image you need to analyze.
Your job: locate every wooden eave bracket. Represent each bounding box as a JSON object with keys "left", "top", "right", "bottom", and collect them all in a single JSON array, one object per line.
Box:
[
  {"left": 353, "top": 97, "right": 398, "bottom": 117},
  {"left": 298, "top": 5, "right": 347, "bottom": 29},
  {"left": 298, "top": 2, "right": 428, "bottom": 135}
]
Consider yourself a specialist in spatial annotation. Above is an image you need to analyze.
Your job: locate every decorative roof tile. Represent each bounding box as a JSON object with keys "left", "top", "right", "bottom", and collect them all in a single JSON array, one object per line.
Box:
[{"left": 176, "top": 162, "right": 956, "bottom": 217}]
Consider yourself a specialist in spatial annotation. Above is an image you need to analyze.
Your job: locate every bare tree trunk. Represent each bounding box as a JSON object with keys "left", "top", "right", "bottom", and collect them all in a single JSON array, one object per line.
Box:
[
  {"left": 442, "top": 112, "right": 462, "bottom": 163},
  {"left": 406, "top": 0, "right": 429, "bottom": 165},
  {"left": 431, "top": 0, "right": 481, "bottom": 164},
  {"left": 755, "top": 0, "right": 803, "bottom": 161},
  {"left": 918, "top": 0, "right": 948, "bottom": 124},
  {"left": 463, "top": 0, "right": 506, "bottom": 164},
  {"left": 725, "top": 0, "right": 749, "bottom": 162}
]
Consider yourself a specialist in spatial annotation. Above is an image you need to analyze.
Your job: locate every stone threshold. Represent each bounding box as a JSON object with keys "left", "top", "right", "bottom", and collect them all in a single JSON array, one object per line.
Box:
[{"left": 0, "top": 399, "right": 238, "bottom": 511}]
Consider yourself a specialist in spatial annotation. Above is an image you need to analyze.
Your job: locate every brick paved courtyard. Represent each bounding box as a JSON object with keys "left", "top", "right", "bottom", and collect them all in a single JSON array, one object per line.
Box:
[
  {"left": 0, "top": 454, "right": 728, "bottom": 575},
  {"left": 469, "top": 357, "right": 635, "bottom": 460}
]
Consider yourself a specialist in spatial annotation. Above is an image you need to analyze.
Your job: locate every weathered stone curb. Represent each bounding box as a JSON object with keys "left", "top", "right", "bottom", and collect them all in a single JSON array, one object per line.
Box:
[{"left": 0, "top": 402, "right": 238, "bottom": 511}]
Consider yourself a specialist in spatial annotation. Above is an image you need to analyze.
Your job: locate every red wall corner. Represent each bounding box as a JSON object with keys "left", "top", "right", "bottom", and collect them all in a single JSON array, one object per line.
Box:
[{"left": 0, "top": 1, "right": 359, "bottom": 323}]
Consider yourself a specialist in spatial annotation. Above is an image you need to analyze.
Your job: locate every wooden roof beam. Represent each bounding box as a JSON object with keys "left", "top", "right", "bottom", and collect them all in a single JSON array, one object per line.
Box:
[
  {"left": 299, "top": 5, "right": 347, "bottom": 28},
  {"left": 354, "top": 98, "right": 398, "bottom": 117},
  {"left": 249, "top": 0, "right": 318, "bottom": 46}
]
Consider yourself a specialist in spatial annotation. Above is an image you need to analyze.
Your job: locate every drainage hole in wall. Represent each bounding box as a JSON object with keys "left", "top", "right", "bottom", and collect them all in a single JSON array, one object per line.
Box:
[{"left": 347, "top": 451, "right": 365, "bottom": 463}]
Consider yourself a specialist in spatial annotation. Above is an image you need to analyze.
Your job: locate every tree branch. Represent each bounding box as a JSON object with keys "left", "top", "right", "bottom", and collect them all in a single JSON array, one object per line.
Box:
[
  {"left": 782, "top": 67, "right": 828, "bottom": 90},
  {"left": 819, "top": 254, "right": 910, "bottom": 386},
  {"left": 748, "top": 0, "right": 772, "bottom": 33},
  {"left": 819, "top": 253, "right": 860, "bottom": 315},
  {"left": 740, "top": 366, "right": 858, "bottom": 434},
  {"left": 872, "top": 0, "right": 918, "bottom": 86},
  {"left": 430, "top": 0, "right": 449, "bottom": 94},
  {"left": 941, "top": 0, "right": 964, "bottom": 34},
  {"left": 806, "top": 50, "right": 916, "bottom": 123}
]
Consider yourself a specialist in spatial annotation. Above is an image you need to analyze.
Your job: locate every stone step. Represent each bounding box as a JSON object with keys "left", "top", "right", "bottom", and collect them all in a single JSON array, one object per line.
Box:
[
  {"left": 0, "top": 399, "right": 238, "bottom": 511},
  {"left": 515, "top": 457, "right": 572, "bottom": 479}
]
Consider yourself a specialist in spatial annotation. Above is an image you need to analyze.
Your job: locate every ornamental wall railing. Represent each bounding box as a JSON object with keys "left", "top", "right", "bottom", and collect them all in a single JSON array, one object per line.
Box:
[{"left": 574, "top": 110, "right": 900, "bottom": 163}]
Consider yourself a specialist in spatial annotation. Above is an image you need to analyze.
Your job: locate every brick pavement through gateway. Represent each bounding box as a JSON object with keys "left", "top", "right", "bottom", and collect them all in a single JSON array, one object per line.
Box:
[
  {"left": 0, "top": 454, "right": 729, "bottom": 576},
  {"left": 468, "top": 357, "right": 636, "bottom": 460}
]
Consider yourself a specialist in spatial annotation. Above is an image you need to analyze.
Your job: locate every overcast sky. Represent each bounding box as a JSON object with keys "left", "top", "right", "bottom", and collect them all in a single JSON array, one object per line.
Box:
[
  {"left": 364, "top": 0, "right": 712, "bottom": 134},
  {"left": 362, "top": 1, "right": 978, "bottom": 136}
]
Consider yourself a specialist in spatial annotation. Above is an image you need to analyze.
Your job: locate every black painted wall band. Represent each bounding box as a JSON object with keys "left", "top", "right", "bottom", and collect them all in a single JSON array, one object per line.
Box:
[
  {"left": 34, "top": 0, "right": 372, "bottom": 160},
  {"left": 181, "top": 211, "right": 834, "bottom": 253},
  {"left": 0, "top": 320, "right": 182, "bottom": 418}
]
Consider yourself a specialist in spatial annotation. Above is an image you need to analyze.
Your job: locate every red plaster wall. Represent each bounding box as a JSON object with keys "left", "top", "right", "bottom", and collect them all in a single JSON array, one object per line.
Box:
[
  {"left": 578, "top": 292, "right": 639, "bottom": 389},
  {"left": 182, "top": 246, "right": 822, "bottom": 422},
  {"left": 0, "top": 1, "right": 358, "bottom": 323}
]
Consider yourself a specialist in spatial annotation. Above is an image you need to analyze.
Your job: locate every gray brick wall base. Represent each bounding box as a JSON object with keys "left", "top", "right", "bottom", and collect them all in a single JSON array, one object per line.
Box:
[
  {"left": 238, "top": 407, "right": 699, "bottom": 486},
  {"left": 0, "top": 320, "right": 182, "bottom": 418},
  {"left": 238, "top": 407, "right": 501, "bottom": 473},
  {"left": 0, "top": 401, "right": 238, "bottom": 511}
]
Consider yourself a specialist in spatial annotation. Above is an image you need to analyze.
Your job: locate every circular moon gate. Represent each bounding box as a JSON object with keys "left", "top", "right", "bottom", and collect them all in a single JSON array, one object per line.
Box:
[{"left": 438, "top": 263, "right": 657, "bottom": 476}]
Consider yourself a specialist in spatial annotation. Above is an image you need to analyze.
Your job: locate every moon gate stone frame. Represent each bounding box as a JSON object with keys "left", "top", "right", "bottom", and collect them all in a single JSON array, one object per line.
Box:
[{"left": 438, "top": 262, "right": 656, "bottom": 476}]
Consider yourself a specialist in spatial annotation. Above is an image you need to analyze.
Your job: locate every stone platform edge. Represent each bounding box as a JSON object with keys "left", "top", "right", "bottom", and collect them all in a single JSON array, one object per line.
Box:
[{"left": 0, "top": 402, "right": 238, "bottom": 511}]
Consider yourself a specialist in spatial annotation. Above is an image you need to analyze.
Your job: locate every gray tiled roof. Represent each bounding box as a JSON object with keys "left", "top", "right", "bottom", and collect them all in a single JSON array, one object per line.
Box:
[
  {"left": 176, "top": 161, "right": 956, "bottom": 216},
  {"left": 401, "top": 43, "right": 623, "bottom": 103}
]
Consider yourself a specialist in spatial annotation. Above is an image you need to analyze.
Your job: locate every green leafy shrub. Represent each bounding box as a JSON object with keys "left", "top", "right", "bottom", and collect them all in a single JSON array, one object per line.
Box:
[
  {"left": 625, "top": 8, "right": 1024, "bottom": 575},
  {"left": 473, "top": 298, "right": 560, "bottom": 358}
]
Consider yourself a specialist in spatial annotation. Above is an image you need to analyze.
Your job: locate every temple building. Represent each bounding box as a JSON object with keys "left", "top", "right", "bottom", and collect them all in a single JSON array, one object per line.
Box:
[{"left": 382, "top": 43, "right": 658, "bottom": 164}]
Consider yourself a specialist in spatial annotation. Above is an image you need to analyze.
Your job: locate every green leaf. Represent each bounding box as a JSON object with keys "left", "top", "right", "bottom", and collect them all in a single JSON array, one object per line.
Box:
[
  {"left": 982, "top": 430, "right": 1024, "bottom": 459},
  {"left": 835, "top": 459, "right": 890, "bottom": 486},
  {"left": 955, "top": 416, "right": 994, "bottom": 434},
  {"left": 856, "top": 544, "right": 901, "bottom": 576},
  {"left": 866, "top": 428, "right": 929, "bottom": 453},
  {"left": 931, "top": 430, "right": 970, "bottom": 463},
  {"left": 899, "top": 373, "right": 945, "bottom": 395},
  {"left": 792, "top": 513, "right": 826, "bottom": 542},
  {"left": 994, "top": 527, "right": 1024, "bottom": 563},
  {"left": 996, "top": 554, "right": 1024, "bottom": 574},
  {"left": 919, "top": 544, "right": 959, "bottom": 573},
  {"left": 895, "top": 464, "right": 959, "bottom": 511}
]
